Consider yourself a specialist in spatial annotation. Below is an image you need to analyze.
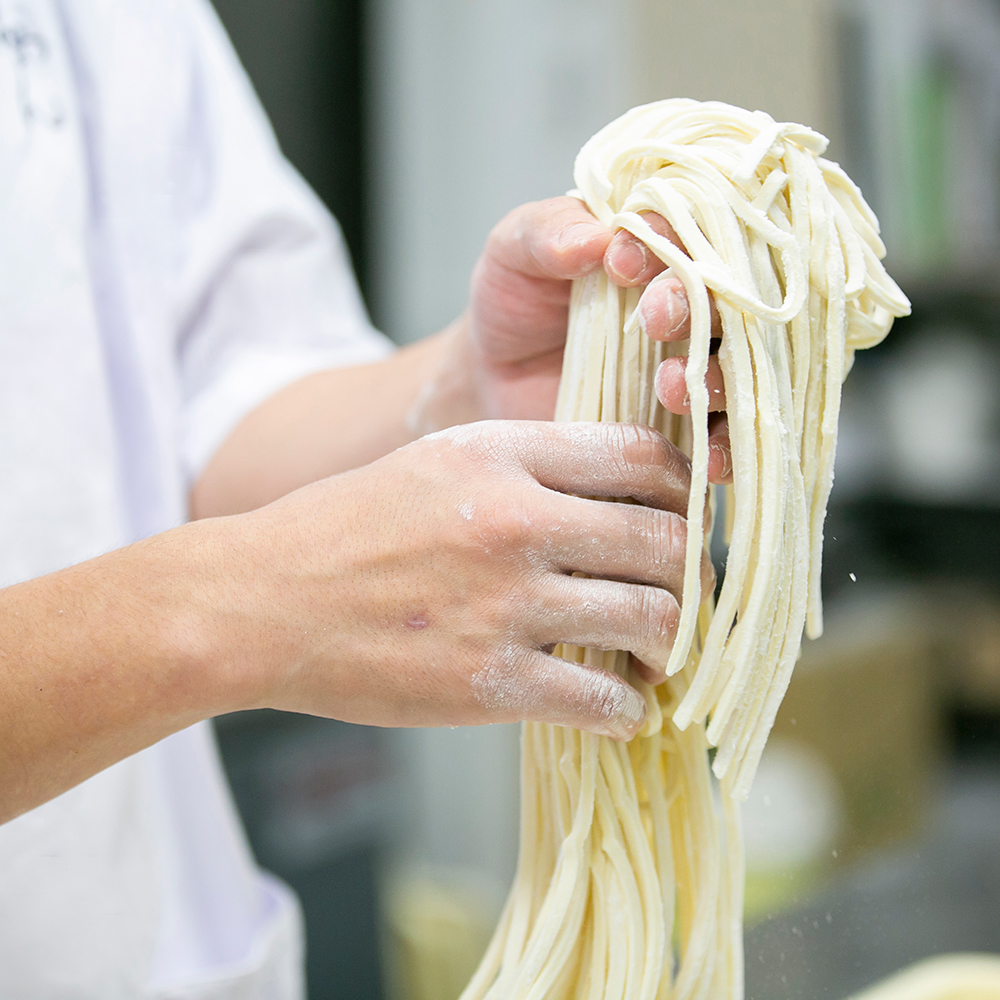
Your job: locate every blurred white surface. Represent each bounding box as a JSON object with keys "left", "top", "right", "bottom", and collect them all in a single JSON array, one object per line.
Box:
[
  {"left": 884, "top": 329, "right": 1000, "bottom": 503},
  {"left": 366, "top": 0, "right": 633, "bottom": 345},
  {"left": 744, "top": 738, "right": 845, "bottom": 871},
  {"left": 835, "top": 327, "right": 1000, "bottom": 505}
]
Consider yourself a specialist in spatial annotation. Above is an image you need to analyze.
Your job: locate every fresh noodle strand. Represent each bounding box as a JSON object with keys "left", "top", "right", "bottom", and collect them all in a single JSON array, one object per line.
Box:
[{"left": 459, "top": 98, "right": 909, "bottom": 1000}]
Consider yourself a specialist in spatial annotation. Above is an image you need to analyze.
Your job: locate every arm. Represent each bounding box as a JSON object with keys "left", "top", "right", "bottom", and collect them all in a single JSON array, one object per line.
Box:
[
  {"left": 2, "top": 198, "right": 724, "bottom": 823},
  {"left": 1, "top": 421, "right": 703, "bottom": 824},
  {"left": 191, "top": 198, "right": 732, "bottom": 520},
  {"left": 189, "top": 323, "right": 467, "bottom": 517},
  {"left": 189, "top": 195, "right": 615, "bottom": 518}
]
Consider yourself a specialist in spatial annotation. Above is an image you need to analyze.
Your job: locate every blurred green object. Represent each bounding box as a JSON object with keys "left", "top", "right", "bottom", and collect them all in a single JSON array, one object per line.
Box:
[
  {"left": 743, "top": 738, "right": 845, "bottom": 924},
  {"left": 770, "top": 589, "right": 942, "bottom": 865},
  {"left": 899, "top": 59, "right": 954, "bottom": 270}
]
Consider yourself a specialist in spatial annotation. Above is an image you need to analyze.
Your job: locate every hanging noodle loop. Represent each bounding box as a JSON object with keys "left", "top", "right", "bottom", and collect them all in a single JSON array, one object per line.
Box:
[{"left": 460, "top": 98, "right": 909, "bottom": 1000}]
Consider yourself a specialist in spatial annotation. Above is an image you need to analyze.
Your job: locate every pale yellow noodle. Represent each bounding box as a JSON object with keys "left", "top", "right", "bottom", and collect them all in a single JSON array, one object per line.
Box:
[{"left": 460, "top": 99, "right": 908, "bottom": 1000}]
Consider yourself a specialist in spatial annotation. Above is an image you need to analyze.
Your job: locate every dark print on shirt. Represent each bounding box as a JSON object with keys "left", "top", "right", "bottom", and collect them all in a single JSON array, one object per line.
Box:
[{"left": 0, "top": 1, "right": 64, "bottom": 130}]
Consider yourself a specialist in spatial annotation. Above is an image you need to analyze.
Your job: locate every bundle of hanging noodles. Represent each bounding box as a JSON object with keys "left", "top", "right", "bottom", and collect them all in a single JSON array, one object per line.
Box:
[{"left": 458, "top": 99, "right": 910, "bottom": 1000}]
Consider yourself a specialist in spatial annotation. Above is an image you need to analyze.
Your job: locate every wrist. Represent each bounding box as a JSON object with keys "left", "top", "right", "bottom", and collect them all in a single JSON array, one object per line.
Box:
[
  {"left": 405, "top": 314, "right": 486, "bottom": 436},
  {"left": 151, "top": 516, "right": 285, "bottom": 718},
  {"left": 0, "top": 520, "right": 256, "bottom": 819}
]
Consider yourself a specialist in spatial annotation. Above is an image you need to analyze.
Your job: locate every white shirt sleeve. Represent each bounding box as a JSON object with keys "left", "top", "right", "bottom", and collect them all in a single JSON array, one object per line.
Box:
[{"left": 173, "top": 0, "right": 393, "bottom": 484}]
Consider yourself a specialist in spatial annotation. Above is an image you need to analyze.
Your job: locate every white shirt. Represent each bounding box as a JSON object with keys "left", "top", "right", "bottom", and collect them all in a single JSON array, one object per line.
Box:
[{"left": 0, "top": 0, "right": 392, "bottom": 995}]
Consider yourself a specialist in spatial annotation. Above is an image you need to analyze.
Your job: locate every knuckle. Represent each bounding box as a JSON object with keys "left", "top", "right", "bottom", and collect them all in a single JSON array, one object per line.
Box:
[
  {"left": 422, "top": 420, "right": 499, "bottom": 462},
  {"left": 484, "top": 204, "right": 529, "bottom": 258},
  {"left": 612, "top": 423, "right": 670, "bottom": 469},
  {"left": 647, "top": 509, "right": 688, "bottom": 580},
  {"left": 469, "top": 493, "right": 539, "bottom": 556},
  {"left": 589, "top": 424, "right": 649, "bottom": 485},
  {"left": 604, "top": 424, "right": 693, "bottom": 502},
  {"left": 529, "top": 200, "right": 593, "bottom": 271},
  {"left": 510, "top": 421, "right": 559, "bottom": 472},
  {"left": 588, "top": 674, "right": 625, "bottom": 725},
  {"left": 425, "top": 421, "right": 544, "bottom": 485},
  {"left": 470, "top": 644, "right": 528, "bottom": 716},
  {"left": 528, "top": 231, "right": 563, "bottom": 275}
]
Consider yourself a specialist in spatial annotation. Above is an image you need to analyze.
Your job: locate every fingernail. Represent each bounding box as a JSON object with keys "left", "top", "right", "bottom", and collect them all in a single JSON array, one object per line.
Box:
[
  {"left": 711, "top": 440, "right": 732, "bottom": 481},
  {"left": 701, "top": 553, "right": 717, "bottom": 595},
  {"left": 663, "top": 287, "right": 688, "bottom": 336},
  {"left": 608, "top": 686, "right": 647, "bottom": 740},
  {"left": 607, "top": 239, "right": 650, "bottom": 282}
]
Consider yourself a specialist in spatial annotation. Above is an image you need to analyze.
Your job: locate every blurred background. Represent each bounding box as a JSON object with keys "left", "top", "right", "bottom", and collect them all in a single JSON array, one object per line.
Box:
[{"left": 206, "top": 0, "right": 1000, "bottom": 997}]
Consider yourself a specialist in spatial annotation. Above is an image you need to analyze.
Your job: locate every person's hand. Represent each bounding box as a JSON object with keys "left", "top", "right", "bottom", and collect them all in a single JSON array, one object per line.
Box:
[
  {"left": 602, "top": 213, "right": 733, "bottom": 485},
  {"left": 221, "top": 420, "right": 713, "bottom": 739},
  {"left": 0, "top": 418, "right": 714, "bottom": 821},
  {"left": 448, "top": 196, "right": 731, "bottom": 483}
]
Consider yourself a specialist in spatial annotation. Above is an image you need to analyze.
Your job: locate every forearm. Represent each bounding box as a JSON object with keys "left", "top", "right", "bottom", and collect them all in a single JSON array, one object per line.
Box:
[
  {"left": 188, "top": 194, "right": 732, "bottom": 521},
  {"left": 189, "top": 196, "right": 650, "bottom": 521},
  {"left": 1, "top": 420, "right": 701, "bottom": 822},
  {"left": 190, "top": 317, "right": 481, "bottom": 518},
  {"left": 0, "top": 519, "right": 252, "bottom": 823}
]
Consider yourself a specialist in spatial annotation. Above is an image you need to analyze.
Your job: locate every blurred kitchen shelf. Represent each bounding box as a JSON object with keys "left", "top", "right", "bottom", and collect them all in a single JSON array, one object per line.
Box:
[
  {"left": 888, "top": 277, "right": 1000, "bottom": 338},
  {"left": 745, "top": 761, "right": 1000, "bottom": 1000},
  {"left": 823, "top": 499, "right": 1000, "bottom": 603}
]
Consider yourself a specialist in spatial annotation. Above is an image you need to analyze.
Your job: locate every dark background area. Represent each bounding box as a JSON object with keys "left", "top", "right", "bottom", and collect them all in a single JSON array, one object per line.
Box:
[
  {"left": 210, "top": 0, "right": 369, "bottom": 294},
  {"left": 822, "top": 286, "right": 1000, "bottom": 612}
]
